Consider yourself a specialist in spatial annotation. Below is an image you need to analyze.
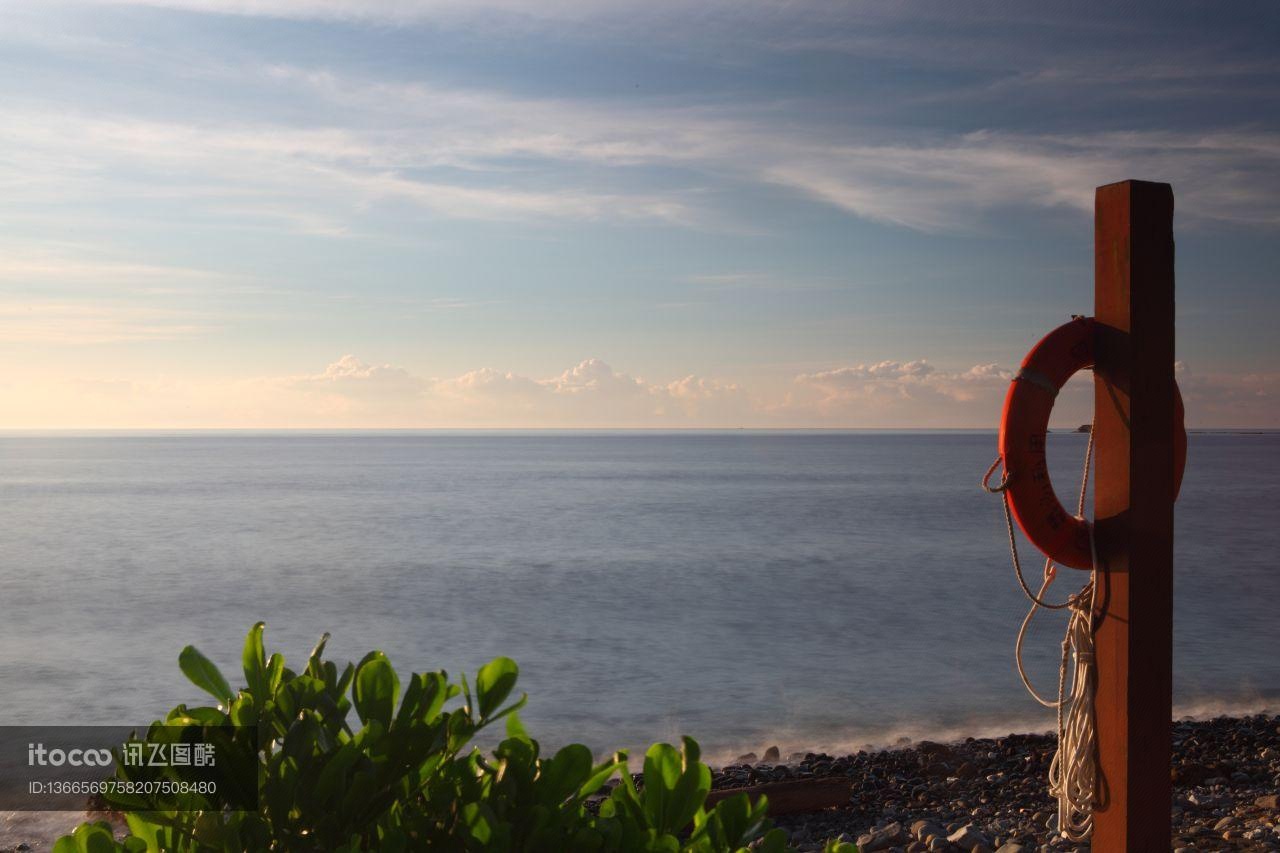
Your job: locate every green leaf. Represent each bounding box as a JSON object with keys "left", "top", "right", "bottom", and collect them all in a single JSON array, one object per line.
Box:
[
  {"left": 705, "top": 791, "right": 770, "bottom": 849},
  {"left": 475, "top": 656, "right": 518, "bottom": 719},
  {"left": 461, "top": 801, "right": 493, "bottom": 845},
  {"left": 576, "top": 756, "right": 623, "bottom": 800},
  {"left": 641, "top": 742, "right": 681, "bottom": 830},
  {"left": 53, "top": 821, "right": 123, "bottom": 853},
  {"left": 681, "top": 734, "right": 701, "bottom": 768},
  {"left": 672, "top": 742, "right": 712, "bottom": 828},
  {"left": 228, "top": 692, "right": 256, "bottom": 727},
  {"left": 640, "top": 738, "right": 711, "bottom": 835},
  {"left": 391, "top": 670, "right": 452, "bottom": 734},
  {"left": 759, "top": 828, "right": 796, "bottom": 852},
  {"left": 314, "top": 741, "right": 363, "bottom": 804},
  {"left": 459, "top": 672, "right": 473, "bottom": 717},
  {"left": 177, "top": 645, "right": 233, "bottom": 706},
  {"left": 335, "top": 661, "right": 356, "bottom": 697},
  {"left": 165, "top": 704, "right": 227, "bottom": 726},
  {"left": 352, "top": 652, "right": 399, "bottom": 729},
  {"left": 242, "top": 622, "right": 267, "bottom": 700},
  {"left": 505, "top": 709, "right": 530, "bottom": 742},
  {"left": 307, "top": 632, "right": 331, "bottom": 678},
  {"left": 123, "top": 814, "right": 163, "bottom": 848},
  {"left": 538, "top": 743, "right": 592, "bottom": 805},
  {"left": 266, "top": 652, "right": 286, "bottom": 696}
]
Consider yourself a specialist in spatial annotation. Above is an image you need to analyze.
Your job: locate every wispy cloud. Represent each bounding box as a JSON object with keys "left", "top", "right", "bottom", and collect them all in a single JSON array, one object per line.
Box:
[
  {"left": 261, "top": 63, "right": 1280, "bottom": 232},
  {"left": 0, "top": 301, "right": 207, "bottom": 344},
  {"left": 228, "top": 68, "right": 1280, "bottom": 232},
  {"left": 0, "top": 105, "right": 703, "bottom": 236},
  {"left": 0, "top": 246, "right": 250, "bottom": 342},
  {"left": 679, "top": 272, "right": 837, "bottom": 292},
  {"left": 0, "top": 251, "right": 232, "bottom": 293},
  {"left": 70, "top": 0, "right": 761, "bottom": 25},
  {"left": 5, "top": 43, "right": 1280, "bottom": 240},
  {"left": 764, "top": 130, "right": 1280, "bottom": 232}
]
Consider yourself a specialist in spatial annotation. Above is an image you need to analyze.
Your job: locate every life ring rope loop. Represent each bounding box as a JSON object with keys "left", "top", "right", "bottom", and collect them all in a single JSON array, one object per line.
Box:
[{"left": 980, "top": 456, "right": 1011, "bottom": 493}]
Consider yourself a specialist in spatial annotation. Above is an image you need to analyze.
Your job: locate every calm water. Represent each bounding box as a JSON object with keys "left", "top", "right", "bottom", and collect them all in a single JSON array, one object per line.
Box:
[{"left": 1, "top": 432, "right": 1277, "bottom": 762}]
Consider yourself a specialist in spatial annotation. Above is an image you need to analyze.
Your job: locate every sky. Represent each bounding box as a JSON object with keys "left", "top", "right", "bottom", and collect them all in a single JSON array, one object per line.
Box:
[{"left": 1, "top": 0, "right": 1278, "bottom": 428}]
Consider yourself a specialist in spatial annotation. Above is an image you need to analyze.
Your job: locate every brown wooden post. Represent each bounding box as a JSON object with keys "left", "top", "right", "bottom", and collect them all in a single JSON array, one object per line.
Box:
[{"left": 1091, "top": 180, "right": 1176, "bottom": 849}]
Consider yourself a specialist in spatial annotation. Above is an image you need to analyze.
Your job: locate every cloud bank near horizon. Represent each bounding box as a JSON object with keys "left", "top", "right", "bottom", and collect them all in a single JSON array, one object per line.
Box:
[{"left": 4, "top": 355, "right": 1271, "bottom": 430}]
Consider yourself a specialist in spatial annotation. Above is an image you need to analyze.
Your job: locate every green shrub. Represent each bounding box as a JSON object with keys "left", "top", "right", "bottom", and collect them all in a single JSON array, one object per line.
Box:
[{"left": 57, "top": 624, "right": 804, "bottom": 852}]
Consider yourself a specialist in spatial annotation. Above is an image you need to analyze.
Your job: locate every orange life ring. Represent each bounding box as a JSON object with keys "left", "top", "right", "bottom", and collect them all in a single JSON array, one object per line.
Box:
[{"left": 997, "top": 316, "right": 1187, "bottom": 570}]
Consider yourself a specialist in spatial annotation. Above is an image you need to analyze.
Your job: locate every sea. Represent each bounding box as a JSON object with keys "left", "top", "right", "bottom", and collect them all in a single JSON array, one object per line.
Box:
[{"left": 1, "top": 431, "right": 1277, "bottom": 764}]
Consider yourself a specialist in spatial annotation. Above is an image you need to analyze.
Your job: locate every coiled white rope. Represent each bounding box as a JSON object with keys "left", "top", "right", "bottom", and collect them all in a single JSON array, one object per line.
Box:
[
  {"left": 1047, "top": 577, "right": 1098, "bottom": 841},
  {"left": 982, "top": 426, "right": 1099, "bottom": 842}
]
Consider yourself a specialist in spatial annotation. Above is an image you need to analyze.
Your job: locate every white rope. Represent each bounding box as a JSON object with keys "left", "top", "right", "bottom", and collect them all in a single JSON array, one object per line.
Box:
[
  {"left": 1047, "top": 569, "right": 1098, "bottom": 841},
  {"left": 985, "top": 424, "right": 1099, "bottom": 842}
]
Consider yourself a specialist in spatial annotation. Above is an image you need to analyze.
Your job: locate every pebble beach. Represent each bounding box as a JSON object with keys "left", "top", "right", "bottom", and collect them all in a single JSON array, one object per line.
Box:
[{"left": 710, "top": 714, "right": 1280, "bottom": 852}]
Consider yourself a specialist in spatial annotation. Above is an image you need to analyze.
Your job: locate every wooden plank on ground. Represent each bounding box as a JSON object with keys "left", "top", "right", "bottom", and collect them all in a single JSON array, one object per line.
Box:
[{"left": 703, "top": 777, "right": 854, "bottom": 815}]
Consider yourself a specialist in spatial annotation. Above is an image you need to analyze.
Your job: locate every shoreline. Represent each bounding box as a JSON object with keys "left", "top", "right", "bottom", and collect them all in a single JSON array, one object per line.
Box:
[
  {"left": 705, "top": 713, "right": 1280, "bottom": 851},
  {"left": 696, "top": 697, "right": 1280, "bottom": 772}
]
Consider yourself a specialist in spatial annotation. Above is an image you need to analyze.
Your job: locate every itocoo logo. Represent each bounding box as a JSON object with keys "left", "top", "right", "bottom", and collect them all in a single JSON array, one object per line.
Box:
[{"left": 28, "top": 743, "right": 112, "bottom": 767}]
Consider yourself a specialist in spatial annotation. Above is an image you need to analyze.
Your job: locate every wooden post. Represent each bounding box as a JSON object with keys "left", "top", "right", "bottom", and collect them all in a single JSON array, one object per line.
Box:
[{"left": 1091, "top": 180, "right": 1176, "bottom": 849}]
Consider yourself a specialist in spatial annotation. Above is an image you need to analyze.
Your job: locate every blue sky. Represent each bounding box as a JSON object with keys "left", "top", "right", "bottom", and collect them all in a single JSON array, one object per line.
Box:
[{"left": 1, "top": 0, "right": 1278, "bottom": 427}]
